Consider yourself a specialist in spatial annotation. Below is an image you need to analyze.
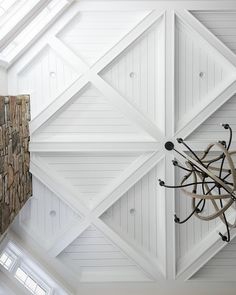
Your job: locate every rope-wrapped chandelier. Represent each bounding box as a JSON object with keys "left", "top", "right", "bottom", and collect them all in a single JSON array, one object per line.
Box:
[{"left": 159, "top": 124, "right": 236, "bottom": 242}]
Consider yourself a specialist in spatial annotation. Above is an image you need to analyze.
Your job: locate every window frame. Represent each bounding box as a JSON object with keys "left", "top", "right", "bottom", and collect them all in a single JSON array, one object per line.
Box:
[{"left": 0, "top": 243, "right": 53, "bottom": 295}]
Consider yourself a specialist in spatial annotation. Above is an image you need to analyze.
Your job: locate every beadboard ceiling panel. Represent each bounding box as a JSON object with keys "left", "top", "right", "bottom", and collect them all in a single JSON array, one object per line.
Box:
[
  {"left": 58, "top": 10, "right": 151, "bottom": 66},
  {"left": 175, "top": 16, "right": 236, "bottom": 132},
  {"left": 34, "top": 152, "right": 145, "bottom": 209},
  {"left": 101, "top": 16, "right": 165, "bottom": 132},
  {"left": 19, "top": 176, "right": 81, "bottom": 249},
  {"left": 192, "top": 237, "right": 236, "bottom": 281},
  {"left": 58, "top": 225, "right": 152, "bottom": 282},
  {"left": 101, "top": 159, "right": 165, "bottom": 269},
  {"left": 191, "top": 11, "right": 236, "bottom": 55},
  {"left": 187, "top": 94, "right": 236, "bottom": 141},
  {"left": 17, "top": 46, "right": 80, "bottom": 119},
  {"left": 32, "top": 84, "right": 155, "bottom": 142}
]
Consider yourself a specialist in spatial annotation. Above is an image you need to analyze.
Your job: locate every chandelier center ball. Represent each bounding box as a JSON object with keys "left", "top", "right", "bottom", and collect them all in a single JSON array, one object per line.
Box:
[{"left": 165, "top": 141, "right": 175, "bottom": 151}]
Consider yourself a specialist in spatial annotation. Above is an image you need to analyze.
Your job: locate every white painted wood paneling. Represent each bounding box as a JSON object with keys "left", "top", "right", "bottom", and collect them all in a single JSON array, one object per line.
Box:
[
  {"left": 32, "top": 85, "right": 154, "bottom": 142},
  {"left": 101, "top": 16, "right": 165, "bottom": 131},
  {"left": 58, "top": 10, "right": 151, "bottom": 66},
  {"left": 17, "top": 45, "right": 80, "bottom": 119},
  {"left": 191, "top": 11, "right": 236, "bottom": 55},
  {"left": 188, "top": 94, "right": 236, "bottom": 141},
  {"left": 175, "top": 160, "right": 219, "bottom": 264},
  {"left": 37, "top": 152, "right": 143, "bottom": 208},
  {"left": 101, "top": 159, "right": 165, "bottom": 266},
  {"left": 192, "top": 237, "right": 236, "bottom": 281},
  {"left": 20, "top": 177, "right": 80, "bottom": 248},
  {"left": 175, "top": 16, "right": 234, "bottom": 130},
  {"left": 58, "top": 225, "right": 150, "bottom": 282}
]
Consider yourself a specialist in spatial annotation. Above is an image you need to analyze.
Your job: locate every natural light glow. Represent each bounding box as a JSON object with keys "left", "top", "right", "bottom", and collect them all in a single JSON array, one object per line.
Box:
[
  {"left": 0, "top": 0, "right": 18, "bottom": 12},
  {"left": 15, "top": 267, "right": 47, "bottom": 295},
  {"left": 0, "top": 251, "right": 15, "bottom": 271},
  {"left": 1, "top": 0, "right": 69, "bottom": 61},
  {"left": 0, "top": 0, "right": 25, "bottom": 28}
]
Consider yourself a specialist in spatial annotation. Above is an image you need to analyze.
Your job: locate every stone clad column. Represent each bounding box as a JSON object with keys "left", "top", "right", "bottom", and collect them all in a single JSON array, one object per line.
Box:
[{"left": 0, "top": 95, "right": 32, "bottom": 235}]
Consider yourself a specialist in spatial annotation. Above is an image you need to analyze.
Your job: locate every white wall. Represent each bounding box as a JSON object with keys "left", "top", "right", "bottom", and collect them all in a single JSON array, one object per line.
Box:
[{"left": 0, "top": 66, "right": 7, "bottom": 94}]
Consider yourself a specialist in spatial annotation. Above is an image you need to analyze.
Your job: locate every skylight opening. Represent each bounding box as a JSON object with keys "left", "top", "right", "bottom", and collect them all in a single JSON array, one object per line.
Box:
[
  {"left": 0, "top": 0, "right": 18, "bottom": 16},
  {"left": 15, "top": 266, "right": 48, "bottom": 295},
  {"left": 1, "top": 0, "right": 69, "bottom": 61},
  {"left": 0, "top": 0, "right": 26, "bottom": 28}
]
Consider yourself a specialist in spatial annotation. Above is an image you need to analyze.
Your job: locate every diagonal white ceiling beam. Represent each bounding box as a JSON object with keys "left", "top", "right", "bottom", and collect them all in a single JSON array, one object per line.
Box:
[
  {"left": 93, "top": 218, "right": 164, "bottom": 281},
  {"left": 29, "top": 10, "right": 165, "bottom": 136},
  {"left": 92, "top": 152, "right": 164, "bottom": 217},
  {"left": 176, "top": 213, "right": 236, "bottom": 281},
  {"left": 175, "top": 80, "right": 236, "bottom": 140},
  {"left": 91, "top": 74, "right": 163, "bottom": 141},
  {"left": 48, "top": 36, "right": 88, "bottom": 73},
  {"left": 45, "top": 152, "right": 164, "bottom": 256},
  {"left": 30, "top": 154, "right": 90, "bottom": 217}
]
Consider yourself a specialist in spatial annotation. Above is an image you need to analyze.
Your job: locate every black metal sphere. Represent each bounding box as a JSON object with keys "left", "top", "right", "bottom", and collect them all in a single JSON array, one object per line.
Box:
[
  {"left": 177, "top": 138, "right": 183, "bottom": 143},
  {"left": 222, "top": 123, "right": 229, "bottom": 129},
  {"left": 165, "top": 141, "right": 174, "bottom": 151}
]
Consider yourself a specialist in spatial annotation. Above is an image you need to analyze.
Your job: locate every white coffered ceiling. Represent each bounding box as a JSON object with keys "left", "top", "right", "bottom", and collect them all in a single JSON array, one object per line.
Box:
[{"left": 1, "top": 1, "right": 236, "bottom": 294}]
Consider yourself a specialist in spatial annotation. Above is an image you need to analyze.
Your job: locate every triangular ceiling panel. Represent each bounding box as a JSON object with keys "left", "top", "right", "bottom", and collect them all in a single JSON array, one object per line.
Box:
[
  {"left": 191, "top": 236, "right": 236, "bottom": 281},
  {"left": 18, "top": 45, "right": 80, "bottom": 119},
  {"left": 175, "top": 16, "right": 236, "bottom": 131},
  {"left": 58, "top": 225, "right": 151, "bottom": 282},
  {"left": 20, "top": 177, "right": 81, "bottom": 249},
  {"left": 36, "top": 152, "right": 145, "bottom": 209},
  {"left": 32, "top": 84, "right": 155, "bottom": 142},
  {"left": 101, "top": 17, "right": 165, "bottom": 132},
  {"left": 101, "top": 158, "right": 165, "bottom": 268},
  {"left": 187, "top": 94, "right": 236, "bottom": 141},
  {"left": 58, "top": 10, "right": 151, "bottom": 66},
  {"left": 191, "top": 11, "right": 236, "bottom": 55}
]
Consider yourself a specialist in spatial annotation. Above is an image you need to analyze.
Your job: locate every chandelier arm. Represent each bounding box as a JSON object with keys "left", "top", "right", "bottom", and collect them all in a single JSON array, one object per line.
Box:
[
  {"left": 219, "top": 195, "right": 231, "bottom": 241},
  {"left": 175, "top": 199, "right": 204, "bottom": 224},
  {"left": 181, "top": 187, "right": 231, "bottom": 200},
  {"left": 174, "top": 171, "right": 201, "bottom": 224},
  {"left": 226, "top": 125, "right": 233, "bottom": 150},
  {"left": 194, "top": 197, "right": 234, "bottom": 221},
  {"left": 218, "top": 125, "right": 232, "bottom": 183},
  {"left": 193, "top": 177, "right": 234, "bottom": 223},
  {"left": 192, "top": 172, "right": 229, "bottom": 223},
  {"left": 160, "top": 181, "right": 216, "bottom": 189},
  {"left": 215, "top": 143, "right": 236, "bottom": 190},
  {"left": 176, "top": 145, "right": 236, "bottom": 200},
  {"left": 199, "top": 173, "right": 236, "bottom": 227},
  {"left": 180, "top": 140, "right": 206, "bottom": 167}
]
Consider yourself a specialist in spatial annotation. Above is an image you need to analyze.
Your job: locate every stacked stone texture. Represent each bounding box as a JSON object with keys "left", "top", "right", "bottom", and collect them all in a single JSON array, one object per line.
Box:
[{"left": 0, "top": 95, "right": 32, "bottom": 235}]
